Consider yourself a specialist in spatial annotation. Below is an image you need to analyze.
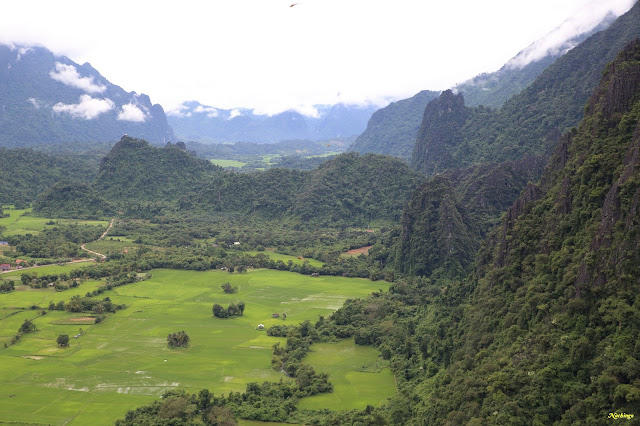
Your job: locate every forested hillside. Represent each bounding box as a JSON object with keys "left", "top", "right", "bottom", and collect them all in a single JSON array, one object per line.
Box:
[
  {"left": 0, "top": 147, "right": 98, "bottom": 205},
  {"left": 41, "top": 136, "right": 422, "bottom": 227}
]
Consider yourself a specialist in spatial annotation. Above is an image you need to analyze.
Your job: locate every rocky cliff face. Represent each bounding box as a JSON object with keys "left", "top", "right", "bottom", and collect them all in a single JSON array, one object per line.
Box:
[{"left": 410, "top": 90, "right": 470, "bottom": 176}]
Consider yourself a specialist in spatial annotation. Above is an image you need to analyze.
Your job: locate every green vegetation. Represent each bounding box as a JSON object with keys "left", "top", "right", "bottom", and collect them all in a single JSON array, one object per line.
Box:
[{"left": 33, "top": 180, "right": 115, "bottom": 219}]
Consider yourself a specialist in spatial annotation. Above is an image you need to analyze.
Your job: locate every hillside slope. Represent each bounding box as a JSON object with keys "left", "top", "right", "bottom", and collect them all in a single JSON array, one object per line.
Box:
[{"left": 412, "top": 38, "right": 640, "bottom": 424}]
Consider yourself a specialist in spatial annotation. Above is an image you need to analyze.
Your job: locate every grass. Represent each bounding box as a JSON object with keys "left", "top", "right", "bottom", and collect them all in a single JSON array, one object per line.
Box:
[
  {"left": 0, "top": 208, "right": 109, "bottom": 237},
  {"left": 0, "top": 268, "right": 392, "bottom": 425},
  {"left": 242, "top": 249, "right": 325, "bottom": 268},
  {"left": 210, "top": 158, "right": 248, "bottom": 168},
  {"left": 297, "top": 339, "right": 397, "bottom": 411}
]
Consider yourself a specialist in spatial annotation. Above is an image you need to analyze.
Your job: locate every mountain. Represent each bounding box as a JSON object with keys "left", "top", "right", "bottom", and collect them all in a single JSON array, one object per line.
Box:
[
  {"left": 93, "top": 137, "right": 219, "bottom": 203},
  {"left": 0, "top": 44, "right": 174, "bottom": 147},
  {"left": 348, "top": 90, "right": 440, "bottom": 161},
  {"left": 412, "top": 1, "right": 640, "bottom": 177},
  {"left": 456, "top": 12, "right": 619, "bottom": 109},
  {"left": 167, "top": 101, "right": 377, "bottom": 143},
  {"left": 408, "top": 38, "right": 640, "bottom": 424}
]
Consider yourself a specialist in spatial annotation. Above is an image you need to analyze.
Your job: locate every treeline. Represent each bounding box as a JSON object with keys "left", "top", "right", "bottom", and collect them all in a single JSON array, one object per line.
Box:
[
  {"left": 37, "top": 136, "right": 422, "bottom": 228},
  {"left": 2, "top": 223, "right": 105, "bottom": 259}
]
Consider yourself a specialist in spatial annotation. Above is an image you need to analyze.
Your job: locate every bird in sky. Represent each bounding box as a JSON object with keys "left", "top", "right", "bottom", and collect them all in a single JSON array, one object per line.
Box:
[{"left": 290, "top": 2, "right": 300, "bottom": 7}]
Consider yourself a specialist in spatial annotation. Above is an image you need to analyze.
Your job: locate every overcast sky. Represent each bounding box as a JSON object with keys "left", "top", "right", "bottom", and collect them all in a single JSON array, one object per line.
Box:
[{"left": 0, "top": 0, "right": 635, "bottom": 116}]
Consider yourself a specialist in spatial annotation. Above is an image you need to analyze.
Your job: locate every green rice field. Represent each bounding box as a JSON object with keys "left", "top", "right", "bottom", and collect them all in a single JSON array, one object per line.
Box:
[
  {"left": 210, "top": 158, "right": 248, "bottom": 168},
  {"left": 0, "top": 208, "right": 109, "bottom": 237},
  {"left": 0, "top": 268, "right": 393, "bottom": 425}
]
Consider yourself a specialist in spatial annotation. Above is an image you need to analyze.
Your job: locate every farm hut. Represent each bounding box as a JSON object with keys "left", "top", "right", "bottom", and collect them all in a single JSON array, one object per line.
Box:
[
  {"left": 15, "top": 259, "right": 26, "bottom": 264},
  {"left": 233, "top": 242, "right": 241, "bottom": 245},
  {"left": 272, "top": 313, "right": 280, "bottom": 318},
  {"left": 257, "top": 324, "right": 265, "bottom": 330},
  {"left": 0, "top": 241, "right": 8, "bottom": 246},
  {"left": 0, "top": 264, "right": 10, "bottom": 271},
  {"left": 311, "top": 273, "right": 319, "bottom": 277}
]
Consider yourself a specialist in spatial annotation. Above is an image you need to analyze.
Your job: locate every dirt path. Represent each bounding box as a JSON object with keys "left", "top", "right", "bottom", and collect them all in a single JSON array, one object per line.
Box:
[
  {"left": 80, "top": 218, "right": 115, "bottom": 259},
  {"left": 0, "top": 219, "right": 115, "bottom": 275}
]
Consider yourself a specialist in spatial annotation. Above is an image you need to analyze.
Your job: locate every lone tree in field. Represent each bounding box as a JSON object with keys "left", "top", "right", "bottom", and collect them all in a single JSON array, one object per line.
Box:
[
  {"left": 167, "top": 331, "right": 190, "bottom": 348},
  {"left": 57, "top": 334, "right": 70, "bottom": 347},
  {"left": 221, "top": 282, "right": 237, "bottom": 294},
  {"left": 19, "top": 319, "right": 36, "bottom": 333}
]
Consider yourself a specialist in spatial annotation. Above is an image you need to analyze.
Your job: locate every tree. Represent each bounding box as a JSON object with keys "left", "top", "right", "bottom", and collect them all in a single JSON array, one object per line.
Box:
[
  {"left": 57, "top": 334, "right": 69, "bottom": 347},
  {"left": 221, "top": 282, "right": 237, "bottom": 294},
  {"left": 212, "top": 303, "right": 226, "bottom": 318},
  {"left": 237, "top": 302, "right": 245, "bottom": 316},
  {"left": 167, "top": 331, "right": 190, "bottom": 348},
  {"left": 19, "top": 319, "right": 36, "bottom": 333}
]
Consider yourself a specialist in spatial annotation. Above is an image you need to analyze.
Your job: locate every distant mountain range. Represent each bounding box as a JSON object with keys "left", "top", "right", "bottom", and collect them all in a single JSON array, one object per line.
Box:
[
  {"left": 0, "top": 44, "right": 174, "bottom": 147},
  {"left": 167, "top": 101, "right": 378, "bottom": 143},
  {"left": 0, "top": 42, "right": 379, "bottom": 147}
]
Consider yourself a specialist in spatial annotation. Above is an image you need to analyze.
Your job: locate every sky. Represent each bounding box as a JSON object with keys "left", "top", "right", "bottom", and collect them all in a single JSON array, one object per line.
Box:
[{"left": 0, "top": 0, "right": 636, "bottom": 116}]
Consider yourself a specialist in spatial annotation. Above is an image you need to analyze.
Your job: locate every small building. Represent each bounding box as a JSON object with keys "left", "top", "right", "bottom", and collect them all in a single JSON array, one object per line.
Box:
[
  {"left": 311, "top": 273, "right": 319, "bottom": 277},
  {"left": 0, "top": 241, "right": 8, "bottom": 246},
  {"left": 0, "top": 264, "right": 10, "bottom": 272},
  {"left": 257, "top": 324, "right": 265, "bottom": 330},
  {"left": 233, "top": 242, "right": 241, "bottom": 246},
  {"left": 15, "top": 259, "right": 26, "bottom": 264},
  {"left": 272, "top": 313, "right": 280, "bottom": 318}
]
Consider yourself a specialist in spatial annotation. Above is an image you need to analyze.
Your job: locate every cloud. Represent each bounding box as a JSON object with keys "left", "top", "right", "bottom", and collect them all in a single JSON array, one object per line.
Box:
[
  {"left": 166, "top": 103, "right": 192, "bottom": 118},
  {"left": 49, "top": 62, "right": 106, "bottom": 94},
  {"left": 52, "top": 94, "right": 114, "bottom": 119},
  {"left": 194, "top": 105, "right": 219, "bottom": 118},
  {"left": 27, "top": 97, "right": 41, "bottom": 109},
  {"left": 506, "top": 0, "right": 635, "bottom": 69},
  {"left": 16, "top": 47, "right": 32, "bottom": 61},
  {"left": 117, "top": 103, "right": 147, "bottom": 122},
  {"left": 227, "top": 109, "right": 243, "bottom": 120}
]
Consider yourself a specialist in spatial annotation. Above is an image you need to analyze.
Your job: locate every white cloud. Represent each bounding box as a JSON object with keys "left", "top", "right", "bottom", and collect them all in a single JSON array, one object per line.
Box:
[
  {"left": 52, "top": 94, "right": 114, "bottom": 119},
  {"left": 27, "top": 97, "right": 41, "bottom": 109},
  {"left": 166, "top": 103, "right": 192, "bottom": 118},
  {"left": 194, "top": 105, "right": 219, "bottom": 118},
  {"left": 49, "top": 62, "right": 106, "bottom": 94},
  {"left": 16, "top": 47, "right": 31, "bottom": 61},
  {"left": 117, "top": 103, "right": 147, "bottom": 122},
  {"left": 227, "top": 109, "right": 243, "bottom": 120}
]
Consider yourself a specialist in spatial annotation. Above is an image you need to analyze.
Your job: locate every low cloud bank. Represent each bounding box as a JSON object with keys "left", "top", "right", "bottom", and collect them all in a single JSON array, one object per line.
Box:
[{"left": 52, "top": 94, "right": 114, "bottom": 119}]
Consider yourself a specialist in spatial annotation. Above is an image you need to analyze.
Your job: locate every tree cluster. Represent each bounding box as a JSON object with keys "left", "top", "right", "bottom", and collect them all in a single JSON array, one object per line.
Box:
[{"left": 212, "top": 302, "right": 245, "bottom": 319}]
